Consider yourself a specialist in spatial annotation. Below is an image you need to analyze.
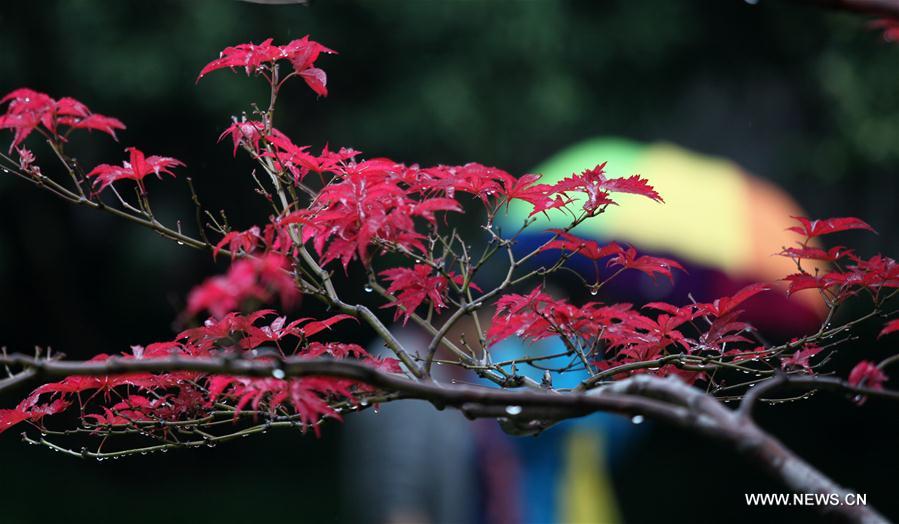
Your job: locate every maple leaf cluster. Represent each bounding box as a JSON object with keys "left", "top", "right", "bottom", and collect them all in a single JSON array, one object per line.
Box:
[
  {"left": 186, "top": 253, "right": 299, "bottom": 318},
  {"left": 217, "top": 125, "right": 664, "bottom": 271},
  {"left": 87, "top": 146, "right": 185, "bottom": 192},
  {"left": 288, "top": 158, "right": 661, "bottom": 269},
  {"left": 0, "top": 34, "right": 896, "bottom": 459},
  {"left": 0, "top": 88, "right": 125, "bottom": 152},
  {"left": 541, "top": 229, "right": 685, "bottom": 283},
  {"left": 197, "top": 36, "right": 336, "bottom": 96},
  {"left": 0, "top": 36, "right": 671, "bottom": 445},
  {"left": 0, "top": 310, "right": 400, "bottom": 437},
  {"left": 780, "top": 217, "right": 898, "bottom": 299},
  {"left": 488, "top": 282, "right": 771, "bottom": 385},
  {"left": 379, "top": 264, "right": 479, "bottom": 323}
]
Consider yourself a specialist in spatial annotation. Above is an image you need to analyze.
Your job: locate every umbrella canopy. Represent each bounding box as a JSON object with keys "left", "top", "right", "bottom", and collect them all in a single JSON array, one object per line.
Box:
[{"left": 498, "top": 137, "right": 824, "bottom": 335}]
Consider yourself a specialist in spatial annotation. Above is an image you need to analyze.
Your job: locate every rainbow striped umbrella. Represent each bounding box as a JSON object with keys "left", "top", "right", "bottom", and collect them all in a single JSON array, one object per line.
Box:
[{"left": 498, "top": 137, "right": 824, "bottom": 335}]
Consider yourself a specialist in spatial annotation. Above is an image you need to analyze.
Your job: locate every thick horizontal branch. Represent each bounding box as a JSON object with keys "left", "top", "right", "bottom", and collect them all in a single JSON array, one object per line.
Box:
[
  {"left": 0, "top": 354, "right": 690, "bottom": 427},
  {"left": 0, "top": 353, "right": 888, "bottom": 522}
]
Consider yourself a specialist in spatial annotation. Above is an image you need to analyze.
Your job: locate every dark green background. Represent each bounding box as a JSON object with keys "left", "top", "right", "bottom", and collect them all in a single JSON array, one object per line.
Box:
[{"left": 1, "top": 1, "right": 897, "bottom": 522}]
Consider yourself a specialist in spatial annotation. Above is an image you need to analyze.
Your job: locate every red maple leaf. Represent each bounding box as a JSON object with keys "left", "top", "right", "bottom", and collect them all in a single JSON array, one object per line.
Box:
[
  {"left": 848, "top": 361, "right": 888, "bottom": 390},
  {"left": 186, "top": 253, "right": 298, "bottom": 318},
  {"left": 787, "top": 216, "right": 876, "bottom": 239},
  {"left": 380, "top": 264, "right": 450, "bottom": 323},
  {"left": 0, "top": 88, "right": 124, "bottom": 151},
  {"left": 266, "top": 135, "right": 358, "bottom": 182},
  {"left": 300, "top": 314, "right": 357, "bottom": 337},
  {"left": 697, "top": 283, "right": 770, "bottom": 317},
  {"left": 218, "top": 119, "right": 288, "bottom": 157},
  {"left": 301, "top": 158, "right": 460, "bottom": 268},
  {"left": 498, "top": 173, "right": 568, "bottom": 217},
  {"left": 86, "top": 147, "right": 184, "bottom": 192},
  {"left": 0, "top": 397, "right": 70, "bottom": 433},
  {"left": 198, "top": 38, "right": 283, "bottom": 79},
  {"left": 540, "top": 230, "right": 623, "bottom": 260},
  {"left": 778, "top": 246, "right": 854, "bottom": 262},
  {"left": 214, "top": 226, "right": 262, "bottom": 259},
  {"left": 880, "top": 319, "right": 899, "bottom": 338},
  {"left": 413, "top": 162, "right": 509, "bottom": 203},
  {"left": 280, "top": 35, "right": 337, "bottom": 96},
  {"left": 607, "top": 246, "right": 685, "bottom": 282},
  {"left": 781, "top": 344, "right": 822, "bottom": 373},
  {"left": 553, "top": 162, "right": 662, "bottom": 215},
  {"left": 198, "top": 36, "right": 336, "bottom": 96},
  {"left": 304, "top": 342, "right": 369, "bottom": 359}
]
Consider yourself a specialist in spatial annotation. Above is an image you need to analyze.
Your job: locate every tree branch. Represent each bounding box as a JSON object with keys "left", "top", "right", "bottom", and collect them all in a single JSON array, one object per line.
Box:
[
  {"left": 0, "top": 352, "right": 889, "bottom": 523},
  {"left": 739, "top": 372, "right": 899, "bottom": 420}
]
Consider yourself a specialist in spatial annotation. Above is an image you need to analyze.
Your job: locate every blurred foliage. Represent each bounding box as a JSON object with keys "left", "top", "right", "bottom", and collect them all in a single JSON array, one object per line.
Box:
[{"left": 0, "top": 1, "right": 898, "bottom": 523}]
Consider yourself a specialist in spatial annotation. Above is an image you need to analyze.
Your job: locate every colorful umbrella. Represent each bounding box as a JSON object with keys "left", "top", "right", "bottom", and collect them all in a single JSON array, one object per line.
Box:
[{"left": 497, "top": 137, "right": 824, "bottom": 336}]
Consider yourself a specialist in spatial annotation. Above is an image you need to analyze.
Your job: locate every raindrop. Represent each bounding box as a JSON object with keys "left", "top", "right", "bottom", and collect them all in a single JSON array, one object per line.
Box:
[
  {"left": 631, "top": 415, "right": 645, "bottom": 425},
  {"left": 360, "top": 399, "right": 369, "bottom": 407},
  {"left": 272, "top": 369, "right": 286, "bottom": 379},
  {"left": 176, "top": 241, "right": 185, "bottom": 246},
  {"left": 364, "top": 284, "right": 373, "bottom": 293},
  {"left": 589, "top": 288, "right": 598, "bottom": 296},
  {"left": 505, "top": 405, "right": 523, "bottom": 416}
]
